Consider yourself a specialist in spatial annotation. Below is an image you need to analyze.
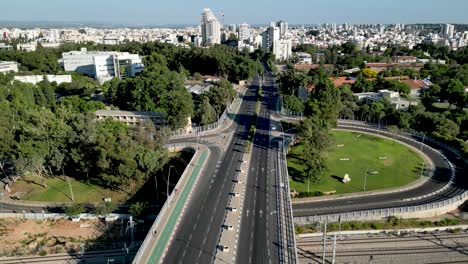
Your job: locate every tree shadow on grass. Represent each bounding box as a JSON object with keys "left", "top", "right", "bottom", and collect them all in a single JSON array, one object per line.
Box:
[
  {"left": 289, "top": 166, "right": 306, "bottom": 183},
  {"left": 287, "top": 153, "right": 305, "bottom": 161},
  {"left": 331, "top": 175, "right": 343, "bottom": 183}
]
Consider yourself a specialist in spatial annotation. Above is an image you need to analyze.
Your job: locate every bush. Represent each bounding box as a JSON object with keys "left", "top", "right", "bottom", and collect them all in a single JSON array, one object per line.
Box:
[
  {"left": 64, "top": 203, "right": 84, "bottom": 217},
  {"left": 38, "top": 250, "right": 47, "bottom": 256},
  {"left": 295, "top": 191, "right": 323, "bottom": 198},
  {"left": 129, "top": 202, "right": 148, "bottom": 219}
]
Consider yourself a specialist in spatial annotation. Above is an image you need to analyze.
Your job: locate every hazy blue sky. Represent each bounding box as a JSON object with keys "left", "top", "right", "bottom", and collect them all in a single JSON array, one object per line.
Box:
[{"left": 2, "top": 0, "right": 468, "bottom": 25}]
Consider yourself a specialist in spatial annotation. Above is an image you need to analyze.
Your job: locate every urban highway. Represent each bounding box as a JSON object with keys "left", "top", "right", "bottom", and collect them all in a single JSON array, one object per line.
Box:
[
  {"left": 162, "top": 75, "right": 260, "bottom": 263},
  {"left": 236, "top": 71, "right": 286, "bottom": 264}
]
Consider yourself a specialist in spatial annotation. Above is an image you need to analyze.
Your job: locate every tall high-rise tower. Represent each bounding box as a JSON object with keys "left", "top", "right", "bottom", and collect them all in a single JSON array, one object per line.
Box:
[
  {"left": 277, "top": 20, "right": 288, "bottom": 38},
  {"left": 201, "top": 8, "right": 222, "bottom": 46},
  {"left": 238, "top": 23, "right": 251, "bottom": 43},
  {"left": 442, "top": 24, "right": 455, "bottom": 39}
]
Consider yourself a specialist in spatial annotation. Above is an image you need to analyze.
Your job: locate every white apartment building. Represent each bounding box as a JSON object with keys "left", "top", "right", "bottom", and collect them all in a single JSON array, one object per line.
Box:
[
  {"left": 262, "top": 21, "right": 292, "bottom": 61},
  {"left": 0, "top": 61, "right": 19, "bottom": 73},
  {"left": 277, "top": 21, "right": 288, "bottom": 38},
  {"left": 13, "top": 75, "right": 72, "bottom": 85},
  {"left": 296, "top": 52, "right": 312, "bottom": 64},
  {"left": 238, "top": 23, "right": 251, "bottom": 43},
  {"left": 201, "top": 8, "right": 222, "bottom": 46},
  {"left": 442, "top": 24, "right": 455, "bottom": 38},
  {"left": 274, "top": 39, "right": 292, "bottom": 61},
  {"left": 61, "top": 48, "right": 144, "bottom": 84},
  {"left": 262, "top": 26, "right": 279, "bottom": 50}
]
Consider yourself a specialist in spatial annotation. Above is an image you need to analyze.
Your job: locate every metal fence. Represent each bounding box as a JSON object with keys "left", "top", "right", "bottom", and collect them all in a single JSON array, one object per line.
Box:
[
  {"left": 276, "top": 135, "right": 298, "bottom": 264},
  {"left": 0, "top": 211, "right": 131, "bottom": 220},
  {"left": 279, "top": 96, "right": 304, "bottom": 119},
  {"left": 171, "top": 96, "right": 241, "bottom": 138},
  {"left": 132, "top": 145, "right": 204, "bottom": 264},
  {"left": 295, "top": 191, "right": 468, "bottom": 224}
]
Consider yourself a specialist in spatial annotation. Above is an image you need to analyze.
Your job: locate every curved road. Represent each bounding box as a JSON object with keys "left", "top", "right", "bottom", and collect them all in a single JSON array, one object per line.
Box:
[{"left": 292, "top": 122, "right": 467, "bottom": 217}]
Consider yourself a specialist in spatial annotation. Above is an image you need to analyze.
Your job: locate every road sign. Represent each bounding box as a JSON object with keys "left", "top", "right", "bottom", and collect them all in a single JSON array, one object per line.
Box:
[{"left": 104, "top": 198, "right": 112, "bottom": 203}]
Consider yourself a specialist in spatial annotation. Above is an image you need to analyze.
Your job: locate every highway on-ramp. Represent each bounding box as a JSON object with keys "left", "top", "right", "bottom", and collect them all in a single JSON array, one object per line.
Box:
[{"left": 292, "top": 122, "right": 467, "bottom": 218}]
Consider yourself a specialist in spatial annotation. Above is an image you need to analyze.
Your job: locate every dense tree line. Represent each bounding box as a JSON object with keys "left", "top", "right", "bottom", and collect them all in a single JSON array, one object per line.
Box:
[
  {"left": 192, "top": 79, "right": 236, "bottom": 125},
  {"left": 104, "top": 54, "right": 194, "bottom": 130},
  {"left": 0, "top": 41, "right": 263, "bottom": 83},
  {"left": 0, "top": 76, "right": 168, "bottom": 193},
  {"left": 297, "top": 75, "right": 342, "bottom": 185}
]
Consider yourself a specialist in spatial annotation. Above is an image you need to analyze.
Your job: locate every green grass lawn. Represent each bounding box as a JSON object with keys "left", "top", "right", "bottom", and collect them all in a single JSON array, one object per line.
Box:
[
  {"left": 11, "top": 175, "right": 126, "bottom": 203},
  {"left": 287, "top": 130, "right": 424, "bottom": 195},
  {"left": 10, "top": 151, "right": 193, "bottom": 204}
]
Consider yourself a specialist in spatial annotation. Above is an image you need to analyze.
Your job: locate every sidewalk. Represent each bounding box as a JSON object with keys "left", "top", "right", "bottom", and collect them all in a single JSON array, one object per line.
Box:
[{"left": 133, "top": 145, "right": 210, "bottom": 264}]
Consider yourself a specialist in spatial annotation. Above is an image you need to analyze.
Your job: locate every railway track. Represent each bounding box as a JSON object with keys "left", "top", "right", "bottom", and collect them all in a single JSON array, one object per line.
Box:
[{"left": 296, "top": 232, "right": 468, "bottom": 246}]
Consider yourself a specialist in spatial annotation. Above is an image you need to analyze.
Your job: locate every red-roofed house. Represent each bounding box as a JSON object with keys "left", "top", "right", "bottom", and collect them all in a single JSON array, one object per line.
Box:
[
  {"left": 401, "top": 79, "right": 430, "bottom": 97},
  {"left": 293, "top": 64, "right": 333, "bottom": 72},
  {"left": 365, "top": 63, "right": 424, "bottom": 72},
  {"left": 330, "top": 77, "right": 356, "bottom": 87}
]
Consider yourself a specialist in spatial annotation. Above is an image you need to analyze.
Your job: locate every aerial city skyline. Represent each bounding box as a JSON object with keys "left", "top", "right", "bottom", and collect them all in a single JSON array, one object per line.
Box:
[{"left": 0, "top": 2, "right": 467, "bottom": 264}]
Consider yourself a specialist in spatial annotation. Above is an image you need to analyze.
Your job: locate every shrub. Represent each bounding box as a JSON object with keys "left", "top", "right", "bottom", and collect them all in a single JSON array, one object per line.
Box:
[{"left": 64, "top": 203, "right": 84, "bottom": 217}]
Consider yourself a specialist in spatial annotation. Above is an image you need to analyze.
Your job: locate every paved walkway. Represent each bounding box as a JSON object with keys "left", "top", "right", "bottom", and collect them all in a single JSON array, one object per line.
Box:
[{"left": 134, "top": 147, "right": 209, "bottom": 263}]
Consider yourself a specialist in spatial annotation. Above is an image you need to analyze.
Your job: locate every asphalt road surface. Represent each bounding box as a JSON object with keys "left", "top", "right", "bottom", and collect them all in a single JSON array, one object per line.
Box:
[
  {"left": 161, "top": 76, "right": 259, "bottom": 264},
  {"left": 236, "top": 71, "right": 284, "bottom": 264}
]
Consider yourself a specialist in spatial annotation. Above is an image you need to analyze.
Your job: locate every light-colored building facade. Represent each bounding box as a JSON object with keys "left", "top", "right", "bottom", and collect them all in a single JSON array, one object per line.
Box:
[
  {"left": 296, "top": 52, "right": 312, "bottom": 64},
  {"left": 0, "top": 61, "right": 19, "bottom": 73},
  {"left": 13, "top": 75, "right": 72, "bottom": 85},
  {"left": 442, "top": 24, "right": 455, "bottom": 38},
  {"left": 238, "top": 23, "right": 251, "bottom": 43},
  {"left": 95, "top": 110, "right": 166, "bottom": 128},
  {"left": 201, "top": 8, "right": 222, "bottom": 46},
  {"left": 262, "top": 21, "right": 292, "bottom": 61},
  {"left": 61, "top": 48, "right": 143, "bottom": 84}
]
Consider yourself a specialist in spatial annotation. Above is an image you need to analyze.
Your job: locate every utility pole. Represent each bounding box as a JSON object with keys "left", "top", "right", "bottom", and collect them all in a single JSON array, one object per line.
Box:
[
  {"left": 196, "top": 126, "right": 199, "bottom": 151},
  {"left": 322, "top": 220, "right": 327, "bottom": 264},
  {"left": 66, "top": 176, "right": 75, "bottom": 202},
  {"left": 420, "top": 132, "right": 427, "bottom": 152},
  {"left": 332, "top": 216, "right": 342, "bottom": 264},
  {"left": 363, "top": 168, "right": 368, "bottom": 191}
]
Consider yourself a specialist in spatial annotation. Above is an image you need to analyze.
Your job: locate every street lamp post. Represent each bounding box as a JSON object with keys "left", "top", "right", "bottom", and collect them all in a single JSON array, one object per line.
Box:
[
  {"left": 166, "top": 165, "right": 178, "bottom": 205},
  {"left": 103, "top": 197, "right": 111, "bottom": 228},
  {"left": 363, "top": 168, "right": 368, "bottom": 191},
  {"left": 420, "top": 132, "right": 427, "bottom": 152}
]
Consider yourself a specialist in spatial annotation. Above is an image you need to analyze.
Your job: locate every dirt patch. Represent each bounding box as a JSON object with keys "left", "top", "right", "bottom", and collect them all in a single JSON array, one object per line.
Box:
[
  {"left": 0, "top": 219, "right": 105, "bottom": 257},
  {"left": 382, "top": 158, "right": 394, "bottom": 166}
]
